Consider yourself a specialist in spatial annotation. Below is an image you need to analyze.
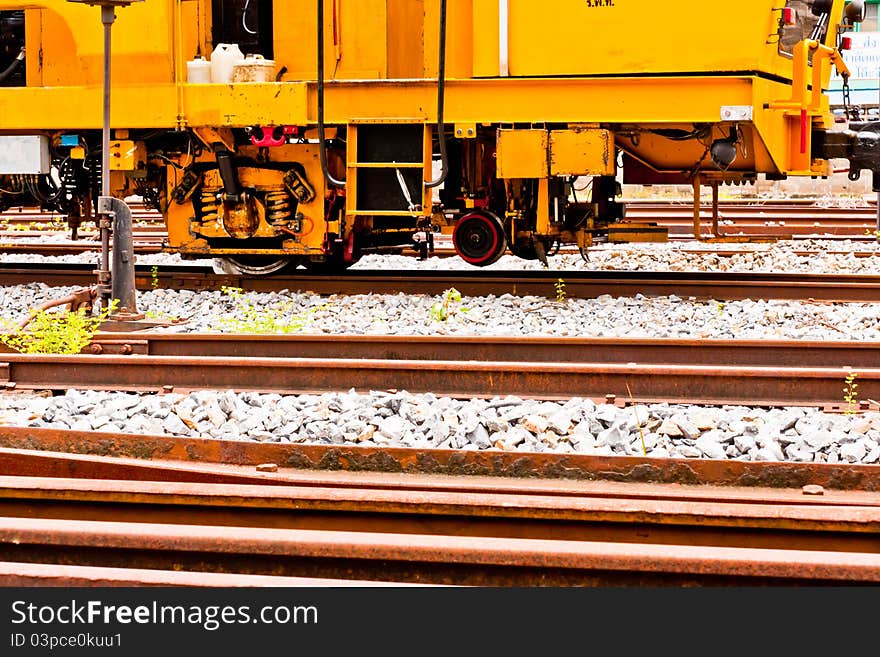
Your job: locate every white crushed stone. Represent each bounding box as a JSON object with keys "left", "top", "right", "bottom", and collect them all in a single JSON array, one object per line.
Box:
[
  {"left": 1, "top": 282, "right": 879, "bottom": 341},
  {"left": 0, "top": 389, "right": 876, "bottom": 464}
]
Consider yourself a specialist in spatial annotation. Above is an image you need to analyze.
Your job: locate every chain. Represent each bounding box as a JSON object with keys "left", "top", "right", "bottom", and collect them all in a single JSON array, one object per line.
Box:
[{"left": 842, "top": 73, "right": 862, "bottom": 121}]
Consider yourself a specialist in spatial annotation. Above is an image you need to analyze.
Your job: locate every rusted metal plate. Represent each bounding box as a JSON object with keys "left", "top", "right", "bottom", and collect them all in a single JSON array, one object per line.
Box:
[{"left": 0, "top": 426, "right": 878, "bottom": 492}]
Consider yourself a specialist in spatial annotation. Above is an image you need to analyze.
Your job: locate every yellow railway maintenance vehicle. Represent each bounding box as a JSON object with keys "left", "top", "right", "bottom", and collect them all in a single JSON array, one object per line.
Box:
[{"left": 0, "top": 0, "right": 878, "bottom": 273}]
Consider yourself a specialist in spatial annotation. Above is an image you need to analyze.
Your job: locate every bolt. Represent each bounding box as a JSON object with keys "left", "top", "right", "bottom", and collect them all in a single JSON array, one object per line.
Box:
[
  {"left": 90, "top": 344, "right": 104, "bottom": 354},
  {"left": 802, "top": 484, "right": 825, "bottom": 496},
  {"left": 161, "top": 385, "right": 174, "bottom": 394},
  {"left": 605, "top": 394, "right": 616, "bottom": 404},
  {"left": 256, "top": 463, "right": 278, "bottom": 473},
  {"left": 121, "top": 344, "right": 133, "bottom": 355}
]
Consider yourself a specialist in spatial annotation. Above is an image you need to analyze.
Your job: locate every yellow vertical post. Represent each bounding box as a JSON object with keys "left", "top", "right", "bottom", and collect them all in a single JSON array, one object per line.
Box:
[
  {"left": 537, "top": 178, "right": 550, "bottom": 235},
  {"left": 175, "top": 0, "right": 185, "bottom": 129}
]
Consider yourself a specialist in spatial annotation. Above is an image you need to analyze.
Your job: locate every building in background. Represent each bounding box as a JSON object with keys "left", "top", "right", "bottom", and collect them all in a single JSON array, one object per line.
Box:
[{"left": 829, "top": 0, "right": 880, "bottom": 110}]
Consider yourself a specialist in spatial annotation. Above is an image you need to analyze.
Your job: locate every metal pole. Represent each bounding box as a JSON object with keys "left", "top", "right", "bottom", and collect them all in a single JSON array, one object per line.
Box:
[
  {"left": 95, "top": 4, "right": 114, "bottom": 304},
  {"left": 96, "top": 2, "right": 141, "bottom": 319}
]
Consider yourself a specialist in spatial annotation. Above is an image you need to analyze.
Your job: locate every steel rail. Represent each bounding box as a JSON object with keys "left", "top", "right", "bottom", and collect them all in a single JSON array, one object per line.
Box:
[
  {"left": 2, "top": 352, "right": 879, "bottom": 405},
  {"left": 0, "top": 515, "right": 877, "bottom": 585},
  {"left": 2, "top": 427, "right": 879, "bottom": 492},
  {"left": 6, "top": 237, "right": 880, "bottom": 259},
  {"left": 1, "top": 427, "right": 879, "bottom": 583},
  {"left": 0, "top": 240, "right": 165, "bottom": 255},
  {"left": 0, "top": 560, "right": 405, "bottom": 587},
  {"left": 4, "top": 444, "right": 880, "bottom": 509},
  {"left": 0, "top": 475, "right": 876, "bottom": 536},
  {"left": 27, "top": 334, "right": 880, "bottom": 374},
  {"left": 3, "top": 263, "right": 880, "bottom": 301}
]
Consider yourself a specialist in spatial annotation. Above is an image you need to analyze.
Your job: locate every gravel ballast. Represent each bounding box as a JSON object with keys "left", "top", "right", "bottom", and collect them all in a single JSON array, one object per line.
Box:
[
  {"left": 1, "top": 389, "right": 877, "bottom": 465},
  {"left": 1, "top": 282, "right": 879, "bottom": 341}
]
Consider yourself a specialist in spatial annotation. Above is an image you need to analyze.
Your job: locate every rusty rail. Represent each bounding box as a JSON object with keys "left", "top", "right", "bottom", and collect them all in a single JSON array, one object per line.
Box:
[
  {"left": 22, "top": 333, "right": 880, "bottom": 372},
  {"left": 0, "top": 427, "right": 877, "bottom": 585},
  {"left": 3, "top": 262, "right": 880, "bottom": 301},
  {"left": 1, "top": 515, "right": 878, "bottom": 585},
  {"left": 2, "top": 333, "right": 879, "bottom": 407},
  {"left": 2, "top": 426, "right": 879, "bottom": 491},
  {"left": 1, "top": 351, "right": 878, "bottom": 405}
]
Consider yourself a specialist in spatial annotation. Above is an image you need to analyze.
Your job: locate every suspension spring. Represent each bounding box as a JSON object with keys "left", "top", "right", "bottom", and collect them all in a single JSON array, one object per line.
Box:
[
  {"left": 200, "top": 189, "right": 220, "bottom": 223},
  {"left": 266, "top": 188, "right": 293, "bottom": 224}
]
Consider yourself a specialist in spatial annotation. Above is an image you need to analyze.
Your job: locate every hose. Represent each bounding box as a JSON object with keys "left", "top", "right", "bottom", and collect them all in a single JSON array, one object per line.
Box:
[
  {"left": 317, "top": 0, "right": 346, "bottom": 188},
  {"left": 0, "top": 47, "right": 25, "bottom": 84},
  {"left": 425, "top": 0, "right": 448, "bottom": 189}
]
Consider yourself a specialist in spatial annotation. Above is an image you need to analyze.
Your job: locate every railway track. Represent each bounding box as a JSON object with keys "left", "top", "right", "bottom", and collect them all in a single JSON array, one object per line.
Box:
[
  {"left": 0, "top": 427, "right": 876, "bottom": 585},
  {"left": 3, "top": 201, "right": 880, "bottom": 260},
  {"left": 3, "top": 201, "right": 880, "bottom": 587},
  {"left": 1, "top": 333, "right": 878, "bottom": 407},
  {"left": 2, "top": 262, "right": 880, "bottom": 302}
]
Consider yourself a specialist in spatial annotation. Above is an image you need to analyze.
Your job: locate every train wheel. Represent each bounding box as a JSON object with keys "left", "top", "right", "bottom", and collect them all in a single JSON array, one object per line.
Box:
[
  {"left": 212, "top": 256, "right": 296, "bottom": 276},
  {"left": 452, "top": 211, "right": 507, "bottom": 266}
]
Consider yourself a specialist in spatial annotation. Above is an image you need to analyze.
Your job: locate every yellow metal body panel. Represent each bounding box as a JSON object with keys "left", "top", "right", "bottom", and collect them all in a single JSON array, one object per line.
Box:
[
  {"left": 0, "top": 73, "right": 834, "bottom": 180},
  {"left": 550, "top": 128, "right": 615, "bottom": 177},
  {"left": 108, "top": 140, "right": 145, "bottom": 171},
  {"left": 497, "top": 130, "right": 547, "bottom": 179}
]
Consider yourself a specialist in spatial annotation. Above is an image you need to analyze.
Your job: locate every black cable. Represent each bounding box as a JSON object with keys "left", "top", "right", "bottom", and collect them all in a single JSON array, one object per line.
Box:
[
  {"left": 317, "top": 0, "right": 345, "bottom": 188},
  {"left": 0, "top": 47, "right": 25, "bottom": 84},
  {"left": 425, "top": 0, "right": 448, "bottom": 189}
]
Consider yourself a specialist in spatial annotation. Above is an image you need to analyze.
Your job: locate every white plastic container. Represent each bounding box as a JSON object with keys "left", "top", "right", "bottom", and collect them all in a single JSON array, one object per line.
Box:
[
  {"left": 232, "top": 54, "right": 276, "bottom": 83},
  {"left": 186, "top": 55, "right": 211, "bottom": 83},
  {"left": 210, "top": 43, "right": 244, "bottom": 83}
]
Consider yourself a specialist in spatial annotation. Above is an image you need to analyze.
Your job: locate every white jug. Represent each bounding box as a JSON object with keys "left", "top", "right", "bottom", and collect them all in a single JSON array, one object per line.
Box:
[
  {"left": 210, "top": 43, "right": 244, "bottom": 84},
  {"left": 232, "top": 54, "right": 276, "bottom": 83},
  {"left": 186, "top": 55, "right": 211, "bottom": 83}
]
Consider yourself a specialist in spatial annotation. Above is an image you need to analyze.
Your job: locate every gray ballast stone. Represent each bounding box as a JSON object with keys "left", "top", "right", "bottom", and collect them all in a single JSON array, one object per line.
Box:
[{"left": 4, "top": 388, "right": 880, "bottom": 465}]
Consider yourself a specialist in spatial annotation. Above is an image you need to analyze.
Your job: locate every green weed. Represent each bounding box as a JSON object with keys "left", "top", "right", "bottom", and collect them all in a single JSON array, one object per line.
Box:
[
  {"left": 0, "top": 300, "right": 116, "bottom": 354},
  {"left": 555, "top": 278, "right": 567, "bottom": 304},
  {"left": 218, "top": 286, "right": 327, "bottom": 333},
  {"left": 430, "top": 287, "right": 466, "bottom": 322},
  {"left": 843, "top": 370, "right": 859, "bottom": 415}
]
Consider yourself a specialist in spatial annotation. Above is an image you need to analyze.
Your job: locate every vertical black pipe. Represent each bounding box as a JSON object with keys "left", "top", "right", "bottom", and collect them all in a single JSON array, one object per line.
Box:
[
  {"left": 318, "top": 0, "right": 345, "bottom": 187},
  {"left": 425, "top": 0, "right": 448, "bottom": 189}
]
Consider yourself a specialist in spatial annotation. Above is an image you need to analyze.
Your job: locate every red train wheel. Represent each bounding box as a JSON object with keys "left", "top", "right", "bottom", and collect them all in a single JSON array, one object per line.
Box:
[{"left": 452, "top": 211, "right": 507, "bottom": 266}]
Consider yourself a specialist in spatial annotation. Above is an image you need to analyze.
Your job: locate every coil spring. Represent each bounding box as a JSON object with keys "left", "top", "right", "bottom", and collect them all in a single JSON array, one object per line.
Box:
[
  {"left": 200, "top": 189, "right": 219, "bottom": 222},
  {"left": 266, "top": 189, "right": 293, "bottom": 224},
  {"left": 87, "top": 153, "right": 102, "bottom": 202}
]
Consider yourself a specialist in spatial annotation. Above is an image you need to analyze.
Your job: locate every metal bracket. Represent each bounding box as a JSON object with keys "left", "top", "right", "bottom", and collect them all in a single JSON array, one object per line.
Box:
[{"left": 97, "top": 195, "right": 115, "bottom": 215}]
